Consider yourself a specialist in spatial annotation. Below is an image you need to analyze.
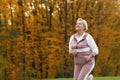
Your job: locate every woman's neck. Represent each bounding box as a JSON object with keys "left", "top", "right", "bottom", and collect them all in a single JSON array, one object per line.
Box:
[{"left": 77, "top": 31, "right": 84, "bottom": 36}]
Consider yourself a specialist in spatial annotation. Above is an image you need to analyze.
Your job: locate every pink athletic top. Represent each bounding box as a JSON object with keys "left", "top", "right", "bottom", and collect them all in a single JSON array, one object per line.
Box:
[{"left": 69, "top": 32, "right": 98, "bottom": 65}]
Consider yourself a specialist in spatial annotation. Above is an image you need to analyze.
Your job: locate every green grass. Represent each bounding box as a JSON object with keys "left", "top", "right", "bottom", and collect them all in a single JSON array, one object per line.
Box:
[
  {"left": 32, "top": 76, "right": 120, "bottom": 80},
  {"left": 95, "top": 76, "right": 120, "bottom": 80}
]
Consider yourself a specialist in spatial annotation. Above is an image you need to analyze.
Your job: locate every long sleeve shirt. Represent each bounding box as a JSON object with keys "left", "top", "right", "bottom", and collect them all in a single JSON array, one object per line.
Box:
[{"left": 69, "top": 32, "right": 99, "bottom": 56}]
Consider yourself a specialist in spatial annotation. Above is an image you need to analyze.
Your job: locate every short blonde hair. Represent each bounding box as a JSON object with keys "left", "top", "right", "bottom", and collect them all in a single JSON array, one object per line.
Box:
[{"left": 77, "top": 18, "right": 88, "bottom": 31}]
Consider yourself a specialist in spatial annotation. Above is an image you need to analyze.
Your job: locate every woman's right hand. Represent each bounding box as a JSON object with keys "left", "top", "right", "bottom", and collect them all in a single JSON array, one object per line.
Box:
[{"left": 70, "top": 49, "right": 77, "bottom": 56}]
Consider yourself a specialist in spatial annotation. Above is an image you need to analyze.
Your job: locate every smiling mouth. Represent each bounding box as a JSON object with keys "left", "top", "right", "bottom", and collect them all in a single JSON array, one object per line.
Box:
[{"left": 76, "top": 28, "right": 81, "bottom": 30}]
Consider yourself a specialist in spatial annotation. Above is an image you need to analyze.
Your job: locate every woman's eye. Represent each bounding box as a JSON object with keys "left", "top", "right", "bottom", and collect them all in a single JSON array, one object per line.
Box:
[{"left": 76, "top": 23, "right": 80, "bottom": 25}]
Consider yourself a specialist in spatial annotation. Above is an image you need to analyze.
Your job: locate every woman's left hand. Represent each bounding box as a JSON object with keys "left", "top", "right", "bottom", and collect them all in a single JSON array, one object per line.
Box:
[{"left": 84, "top": 54, "right": 93, "bottom": 61}]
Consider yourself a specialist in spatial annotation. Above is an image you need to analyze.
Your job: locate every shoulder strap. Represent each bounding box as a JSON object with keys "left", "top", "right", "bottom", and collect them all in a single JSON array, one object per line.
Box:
[
  {"left": 82, "top": 33, "right": 88, "bottom": 40},
  {"left": 73, "top": 33, "right": 88, "bottom": 42},
  {"left": 73, "top": 34, "right": 77, "bottom": 42}
]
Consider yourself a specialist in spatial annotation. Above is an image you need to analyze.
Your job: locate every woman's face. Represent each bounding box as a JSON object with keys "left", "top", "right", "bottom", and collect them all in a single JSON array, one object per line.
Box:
[{"left": 75, "top": 20, "right": 85, "bottom": 32}]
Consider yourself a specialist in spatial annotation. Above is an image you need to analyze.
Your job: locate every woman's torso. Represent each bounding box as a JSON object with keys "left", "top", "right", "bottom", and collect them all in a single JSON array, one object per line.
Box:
[{"left": 70, "top": 33, "right": 94, "bottom": 65}]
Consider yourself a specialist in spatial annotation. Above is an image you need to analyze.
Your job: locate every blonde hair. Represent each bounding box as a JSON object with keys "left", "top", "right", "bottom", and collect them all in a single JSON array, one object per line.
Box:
[{"left": 77, "top": 18, "right": 88, "bottom": 31}]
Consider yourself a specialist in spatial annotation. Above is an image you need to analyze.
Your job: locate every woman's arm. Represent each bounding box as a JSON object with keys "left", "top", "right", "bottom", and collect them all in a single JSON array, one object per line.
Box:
[
  {"left": 86, "top": 34, "right": 99, "bottom": 56},
  {"left": 69, "top": 35, "right": 77, "bottom": 55}
]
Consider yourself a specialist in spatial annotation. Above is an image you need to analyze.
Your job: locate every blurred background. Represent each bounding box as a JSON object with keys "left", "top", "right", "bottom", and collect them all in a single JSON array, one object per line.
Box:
[{"left": 0, "top": 0, "right": 120, "bottom": 80}]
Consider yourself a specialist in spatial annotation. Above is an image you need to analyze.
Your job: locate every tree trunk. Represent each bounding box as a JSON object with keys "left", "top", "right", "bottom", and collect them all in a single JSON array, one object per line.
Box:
[
  {"left": 71, "top": 0, "right": 75, "bottom": 30},
  {"left": 9, "top": 1, "right": 14, "bottom": 28},
  {"left": 22, "top": 9, "right": 26, "bottom": 80},
  {"left": 49, "top": 6, "right": 53, "bottom": 28},
  {"left": 64, "top": 0, "right": 68, "bottom": 43},
  {"left": 115, "top": 65, "right": 119, "bottom": 76}
]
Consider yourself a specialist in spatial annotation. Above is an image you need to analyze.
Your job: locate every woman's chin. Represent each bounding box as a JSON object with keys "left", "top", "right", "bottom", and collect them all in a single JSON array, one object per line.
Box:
[{"left": 76, "top": 29, "right": 81, "bottom": 32}]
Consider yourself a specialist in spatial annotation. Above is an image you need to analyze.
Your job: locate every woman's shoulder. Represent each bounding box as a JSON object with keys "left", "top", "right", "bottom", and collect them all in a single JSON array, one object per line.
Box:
[
  {"left": 85, "top": 32, "right": 94, "bottom": 39},
  {"left": 70, "top": 34, "right": 75, "bottom": 39}
]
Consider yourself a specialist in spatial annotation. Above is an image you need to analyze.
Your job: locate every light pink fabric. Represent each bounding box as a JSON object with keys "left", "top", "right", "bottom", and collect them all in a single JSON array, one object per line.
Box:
[{"left": 70, "top": 33, "right": 95, "bottom": 80}]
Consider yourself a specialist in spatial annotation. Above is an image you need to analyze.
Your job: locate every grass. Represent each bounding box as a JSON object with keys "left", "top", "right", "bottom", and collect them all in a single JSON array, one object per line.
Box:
[{"left": 32, "top": 76, "right": 120, "bottom": 80}]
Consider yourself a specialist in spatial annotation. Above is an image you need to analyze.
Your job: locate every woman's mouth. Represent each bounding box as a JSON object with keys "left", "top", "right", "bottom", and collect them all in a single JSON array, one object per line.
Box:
[{"left": 76, "top": 27, "right": 81, "bottom": 31}]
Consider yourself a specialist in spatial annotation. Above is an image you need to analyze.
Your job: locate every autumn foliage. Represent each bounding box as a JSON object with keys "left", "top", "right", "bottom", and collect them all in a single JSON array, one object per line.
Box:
[{"left": 0, "top": 0, "right": 120, "bottom": 80}]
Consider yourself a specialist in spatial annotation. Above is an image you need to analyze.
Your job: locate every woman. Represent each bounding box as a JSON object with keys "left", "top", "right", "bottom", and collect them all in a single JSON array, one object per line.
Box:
[{"left": 69, "top": 18, "right": 99, "bottom": 80}]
